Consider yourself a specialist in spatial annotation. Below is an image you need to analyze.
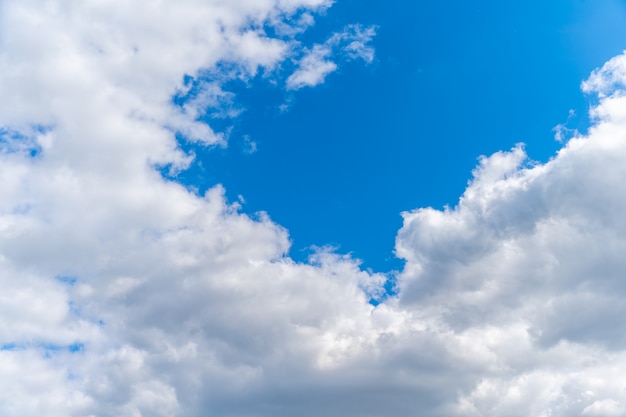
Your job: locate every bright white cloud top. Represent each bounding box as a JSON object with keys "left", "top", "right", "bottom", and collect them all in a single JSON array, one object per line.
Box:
[{"left": 2, "top": 1, "right": 626, "bottom": 416}]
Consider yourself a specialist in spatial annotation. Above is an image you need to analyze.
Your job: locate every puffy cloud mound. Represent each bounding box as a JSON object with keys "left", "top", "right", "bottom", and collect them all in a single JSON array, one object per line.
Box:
[
  {"left": 397, "top": 51, "right": 626, "bottom": 416},
  {"left": 3, "top": 1, "right": 626, "bottom": 416}
]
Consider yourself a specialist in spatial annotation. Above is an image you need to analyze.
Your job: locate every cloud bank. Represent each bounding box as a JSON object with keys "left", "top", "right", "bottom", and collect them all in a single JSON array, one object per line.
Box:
[{"left": 2, "top": 1, "right": 626, "bottom": 416}]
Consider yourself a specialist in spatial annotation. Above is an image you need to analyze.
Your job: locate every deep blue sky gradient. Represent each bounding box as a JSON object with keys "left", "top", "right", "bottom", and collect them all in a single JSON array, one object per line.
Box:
[{"left": 175, "top": 0, "right": 626, "bottom": 271}]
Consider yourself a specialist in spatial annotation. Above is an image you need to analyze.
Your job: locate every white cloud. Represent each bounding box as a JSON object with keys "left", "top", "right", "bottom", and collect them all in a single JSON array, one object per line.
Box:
[
  {"left": 582, "top": 50, "right": 626, "bottom": 97},
  {"left": 395, "top": 51, "right": 626, "bottom": 416},
  {"left": 287, "top": 24, "right": 376, "bottom": 89},
  {"left": 4, "top": 1, "right": 626, "bottom": 416},
  {"left": 582, "top": 399, "right": 625, "bottom": 417},
  {"left": 286, "top": 44, "right": 338, "bottom": 89}
]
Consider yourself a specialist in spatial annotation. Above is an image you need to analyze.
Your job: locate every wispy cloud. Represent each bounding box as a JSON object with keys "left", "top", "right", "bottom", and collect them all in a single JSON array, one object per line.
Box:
[{"left": 287, "top": 24, "right": 377, "bottom": 89}]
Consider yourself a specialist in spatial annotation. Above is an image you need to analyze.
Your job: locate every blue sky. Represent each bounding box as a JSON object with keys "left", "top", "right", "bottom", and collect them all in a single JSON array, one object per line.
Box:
[
  {"left": 177, "top": 0, "right": 626, "bottom": 271},
  {"left": 5, "top": 1, "right": 626, "bottom": 416}
]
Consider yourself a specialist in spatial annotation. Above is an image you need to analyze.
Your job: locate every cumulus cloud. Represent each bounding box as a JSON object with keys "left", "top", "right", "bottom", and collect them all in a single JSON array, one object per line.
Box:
[
  {"left": 582, "top": 50, "right": 626, "bottom": 97},
  {"left": 3, "top": 1, "right": 626, "bottom": 416},
  {"left": 395, "top": 51, "right": 626, "bottom": 416}
]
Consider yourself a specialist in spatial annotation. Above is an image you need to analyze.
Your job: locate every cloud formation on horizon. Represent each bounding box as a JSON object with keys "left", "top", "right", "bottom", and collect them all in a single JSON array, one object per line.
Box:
[{"left": 2, "top": 1, "right": 626, "bottom": 416}]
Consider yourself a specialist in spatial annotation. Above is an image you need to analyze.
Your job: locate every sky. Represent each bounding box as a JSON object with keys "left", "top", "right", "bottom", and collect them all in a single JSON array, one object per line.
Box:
[
  {"left": 175, "top": 0, "right": 626, "bottom": 272},
  {"left": 2, "top": 1, "right": 626, "bottom": 416}
]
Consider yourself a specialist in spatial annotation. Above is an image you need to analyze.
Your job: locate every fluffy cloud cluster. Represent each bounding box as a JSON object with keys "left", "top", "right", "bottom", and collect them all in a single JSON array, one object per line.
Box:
[
  {"left": 396, "top": 52, "right": 626, "bottom": 416},
  {"left": 3, "top": 1, "right": 626, "bottom": 416}
]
